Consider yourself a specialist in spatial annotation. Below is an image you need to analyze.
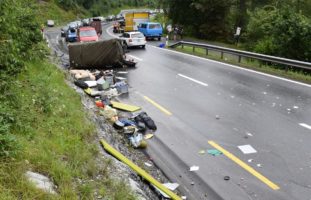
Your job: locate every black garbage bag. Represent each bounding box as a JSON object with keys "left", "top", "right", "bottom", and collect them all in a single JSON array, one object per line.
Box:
[
  {"left": 135, "top": 112, "right": 157, "bottom": 131},
  {"left": 74, "top": 80, "right": 89, "bottom": 89}
]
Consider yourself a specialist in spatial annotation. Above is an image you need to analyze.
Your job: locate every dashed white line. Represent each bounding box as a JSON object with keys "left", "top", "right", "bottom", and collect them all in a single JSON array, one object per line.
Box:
[
  {"left": 178, "top": 73, "right": 208, "bottom": 86},
  {"left": 299, "top": 123, "right": 311, "bottom": 130},
  {"left": 127, "top": 54, "right": 143, "bottom": 61},
  {"left": 147, "top": 45, "right": 311, "bottom": 88}
]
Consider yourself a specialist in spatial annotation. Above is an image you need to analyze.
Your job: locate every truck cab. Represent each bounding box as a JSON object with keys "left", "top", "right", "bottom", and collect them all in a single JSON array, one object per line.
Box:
[{"left": 138, "top": 22, "right": 163, "bottom": 41}]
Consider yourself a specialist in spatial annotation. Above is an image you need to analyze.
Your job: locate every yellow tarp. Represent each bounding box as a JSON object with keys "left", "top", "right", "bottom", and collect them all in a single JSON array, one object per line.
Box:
[{"left": 110, "top": 101, "right": 141, "bottom": 112}]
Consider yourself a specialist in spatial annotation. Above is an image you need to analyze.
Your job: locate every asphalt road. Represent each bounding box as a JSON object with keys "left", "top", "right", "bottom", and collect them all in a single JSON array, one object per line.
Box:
[{"left": 46, "top": 24, "right": 311, "bottom": 200}]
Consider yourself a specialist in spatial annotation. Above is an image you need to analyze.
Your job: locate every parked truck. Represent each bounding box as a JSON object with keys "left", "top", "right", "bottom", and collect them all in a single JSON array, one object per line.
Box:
[{"left": 124, "top": 12, "right": 149, "bottom": 32}]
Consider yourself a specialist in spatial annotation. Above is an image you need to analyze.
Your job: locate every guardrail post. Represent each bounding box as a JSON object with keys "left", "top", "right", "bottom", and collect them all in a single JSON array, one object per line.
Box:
[
  {"left": 221, "top": 52, "right": 224, "bottom": 59},
  {"left": 238, "top": 55, "right": 242, "bottom": 63},
  {"left": 206, "top": 48, "right": 208, "bottom": 55},
  {"left": 193, "top": 46, "right": 195, "bottom": 52},
  {"left": 181, "top": 44, "right": 184, "bottom": 49}
]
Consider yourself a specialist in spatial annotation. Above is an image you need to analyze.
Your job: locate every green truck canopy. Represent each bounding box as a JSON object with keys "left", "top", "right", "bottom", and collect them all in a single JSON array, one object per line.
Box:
[{"left": 69, "top": 39, "right": 125, "bottom": 69}]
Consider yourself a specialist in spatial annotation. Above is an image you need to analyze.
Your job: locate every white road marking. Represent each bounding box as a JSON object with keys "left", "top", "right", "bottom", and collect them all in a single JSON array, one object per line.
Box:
[
  {"left": 127, "top": 54, "right": 143, "bottom": 61},
  {"left": 178, "top": 73, "right": 208, "bottom": 86},
  {"left": 105, "top": 25, "right": 310, "bottom": 88},
  {"left": 299, "top": 123, "right": 311, "bottom": 130},
  {"left": 147, "top": 45, "right": 311, "bottom": 88}
]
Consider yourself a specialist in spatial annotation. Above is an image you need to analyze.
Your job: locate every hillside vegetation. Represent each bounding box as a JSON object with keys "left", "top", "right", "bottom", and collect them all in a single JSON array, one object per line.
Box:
[
  {"left": 0, "top": 0, "right": 137, "bottom": 199},
  {"left": 161, "top": 0, "right": 311, "bottom": 62}
]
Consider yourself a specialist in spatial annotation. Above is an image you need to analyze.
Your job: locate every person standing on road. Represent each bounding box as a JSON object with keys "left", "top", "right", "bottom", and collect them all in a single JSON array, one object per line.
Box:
[
  {"left": 178, "top": 26, "right": 184, "bottom": 40},
  {"left": 173, "top": 25, "right": 178, "bottom": 41}
]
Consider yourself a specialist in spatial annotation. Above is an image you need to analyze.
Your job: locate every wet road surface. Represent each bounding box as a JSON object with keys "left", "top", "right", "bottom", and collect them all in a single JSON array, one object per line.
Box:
[{"left": 45, "top": 24, "right": 311, "bottom": 200}]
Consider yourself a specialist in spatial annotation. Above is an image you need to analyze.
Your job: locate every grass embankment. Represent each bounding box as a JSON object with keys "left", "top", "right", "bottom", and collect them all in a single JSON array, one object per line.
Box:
[
  {"left": 174, "top": 45, "right": 311, "bottom": 84},
  {"left": 0, "top": 60, "right": 136, "bottom": 199}
]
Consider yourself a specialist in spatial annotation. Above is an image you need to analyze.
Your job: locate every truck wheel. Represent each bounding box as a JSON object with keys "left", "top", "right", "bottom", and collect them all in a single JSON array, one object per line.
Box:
[
  {"left": 158, "top": 37, "right": 161, "bottom": 41},
  {"left": 141, "top": 45, "right": 145, "bottom": 49}
]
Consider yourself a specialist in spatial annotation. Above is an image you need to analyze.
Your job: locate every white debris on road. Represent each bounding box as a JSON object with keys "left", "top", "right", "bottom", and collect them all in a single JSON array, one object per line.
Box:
[
  {"left": 163, "top": 182, "right": 179, "bottom": 191},
  {"left": 189, "top": 166, "right": 200, "bottom": 171},
  {"left": 238, "top": 145, "right": 257, "bottom": 154}
]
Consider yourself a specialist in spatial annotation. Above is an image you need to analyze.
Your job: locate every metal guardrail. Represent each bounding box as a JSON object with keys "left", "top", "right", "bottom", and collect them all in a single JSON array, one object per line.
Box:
[{"left": 169, "top": 41, "right": 311, "bottom": 70}]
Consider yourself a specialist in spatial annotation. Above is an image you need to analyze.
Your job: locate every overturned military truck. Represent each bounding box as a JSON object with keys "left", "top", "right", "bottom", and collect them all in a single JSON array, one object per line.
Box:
[{"left": 68, "top": 39, "right": 136, "bottom": 69}]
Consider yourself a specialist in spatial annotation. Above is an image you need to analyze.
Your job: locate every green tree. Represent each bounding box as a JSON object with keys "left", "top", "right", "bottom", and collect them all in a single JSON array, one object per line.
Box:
[
  {"left": 246, "top": 6, "right": 311, "bottom": 61},
  {"left": 166, "top": 0, "right": 233, "bottom": 40}
]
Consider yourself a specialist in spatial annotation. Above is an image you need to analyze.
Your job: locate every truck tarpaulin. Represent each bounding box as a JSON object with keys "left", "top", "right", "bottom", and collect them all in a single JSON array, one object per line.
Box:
[{"left": 69, "top": 39, "right": 126, "bottom": 69}]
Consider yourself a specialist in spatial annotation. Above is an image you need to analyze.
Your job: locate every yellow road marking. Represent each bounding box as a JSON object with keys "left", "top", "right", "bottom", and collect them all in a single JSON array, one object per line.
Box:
[
  {"left": 143, "top": 96, "right": 172, "bottom": 116},
  {"left": 208, "top": 141, "right": 280, "bottom": 190}
]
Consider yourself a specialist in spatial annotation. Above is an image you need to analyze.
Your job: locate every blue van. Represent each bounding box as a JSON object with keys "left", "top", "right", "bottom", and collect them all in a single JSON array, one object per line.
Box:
[{"left": 138, "top": 22, "right": 163, "bottom": 40}]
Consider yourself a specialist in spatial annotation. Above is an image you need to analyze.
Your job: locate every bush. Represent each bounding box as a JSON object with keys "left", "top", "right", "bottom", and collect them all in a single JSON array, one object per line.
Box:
[
  {"left": 245, "top": 6, "right": 311, "bottom": 61},
  {"left": 0, "top": 0, "right": 43, "bottom": 158},
  {"left": 0, "top": 105, "right": 18, "bottom": 157}
]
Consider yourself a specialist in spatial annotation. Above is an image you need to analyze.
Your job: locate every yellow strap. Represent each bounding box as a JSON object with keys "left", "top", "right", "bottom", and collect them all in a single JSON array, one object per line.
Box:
[{"left": 100, "top": 140, "right": 182, "bottom": 200}]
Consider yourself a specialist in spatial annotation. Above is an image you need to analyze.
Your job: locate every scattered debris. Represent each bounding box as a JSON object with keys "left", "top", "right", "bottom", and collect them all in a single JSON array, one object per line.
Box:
[
  {"left": 144, "top": 133, "right": 154, "bottom": 140},
  {"left": 134, "top": 112, "right": 157, "bottom": 131},
  {"left": 189, "top": 166, "right": 199, "bottom": 171},
  {"left": 144, "top": 162, "right": 153, "bottom": 167},
  {"left": 244, "top": 132, "right": 253, "bottom": 139},
  {"left": 198, "top": 150, "right": 206, "bottom": 155},
  {"left": 207, "top": 149, "right": 222, "bottom": 156},
  {"left": 293, "top": 106, "right": 299, "bottom": 109},
  {"left": 117, "top": 71, "right": 128, "bottom": 74},
  {"left": 224, "top": 176, "right": 230, "bottom": 181},
  {"left": 182, "top": 196, "right": 187, "bottom": 199},
  {"left": 129, "top": 133, "right": 147, "bottom": 148},
  {"left": 110, "top": 101, "right": 141, "bottom": 112},
  {"left": 99, "top": 106, "right": 118, "bottom": 121},
  {"left": 215, "top": 115, "right": 220, "bottom": 120},
  {"left": 263, "top": 92, "right": 267, "bottom": 95},
  {"left": 114, "top": 81, "right": 129, "bottom": 94},
  {"left": 154, "top": 186, "right": 170, "bottom": 198},
  {"left": 248, "top": 159, "right": 253, "bottom": 163},
  {"left": 190, "top": 181, "right": 195, "bottom": 185},
  {"left": 101, "top": 140, "right": 182, "bottom": 200},
  {"left": 257, "top": 164, "right": 262, "bottom": 168},
  {"left": 84, "top": 80, "right": 97, "bottom": 87},
  {"left": 25, "top": 171, "right": 57, "bottom": 194},
  {"left": 163, "top": 182, "right": 179, "bottom": 191},
  {"left": 238, "top": 145, "right": 257, "bottom": 154}
]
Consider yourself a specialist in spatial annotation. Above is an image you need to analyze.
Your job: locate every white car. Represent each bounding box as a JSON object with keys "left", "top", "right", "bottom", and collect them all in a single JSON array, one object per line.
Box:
[
  {"left": 47, "top": 20, "right": 55, "bottom": 27},
  {"left": 120, "top": 32, "right": 146, "bottom": 48}
]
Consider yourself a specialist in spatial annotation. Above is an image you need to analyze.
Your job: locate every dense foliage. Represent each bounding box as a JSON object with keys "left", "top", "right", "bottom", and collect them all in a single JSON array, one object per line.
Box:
[
  {"left": 162, "top": 0, "right": 311, "bottom": 61},
  {"left": 0, "top": 0, "right": 45, "bottom": 157},
  {"left": 56, "top": 0, "right": 157, "bottom": 16}
]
